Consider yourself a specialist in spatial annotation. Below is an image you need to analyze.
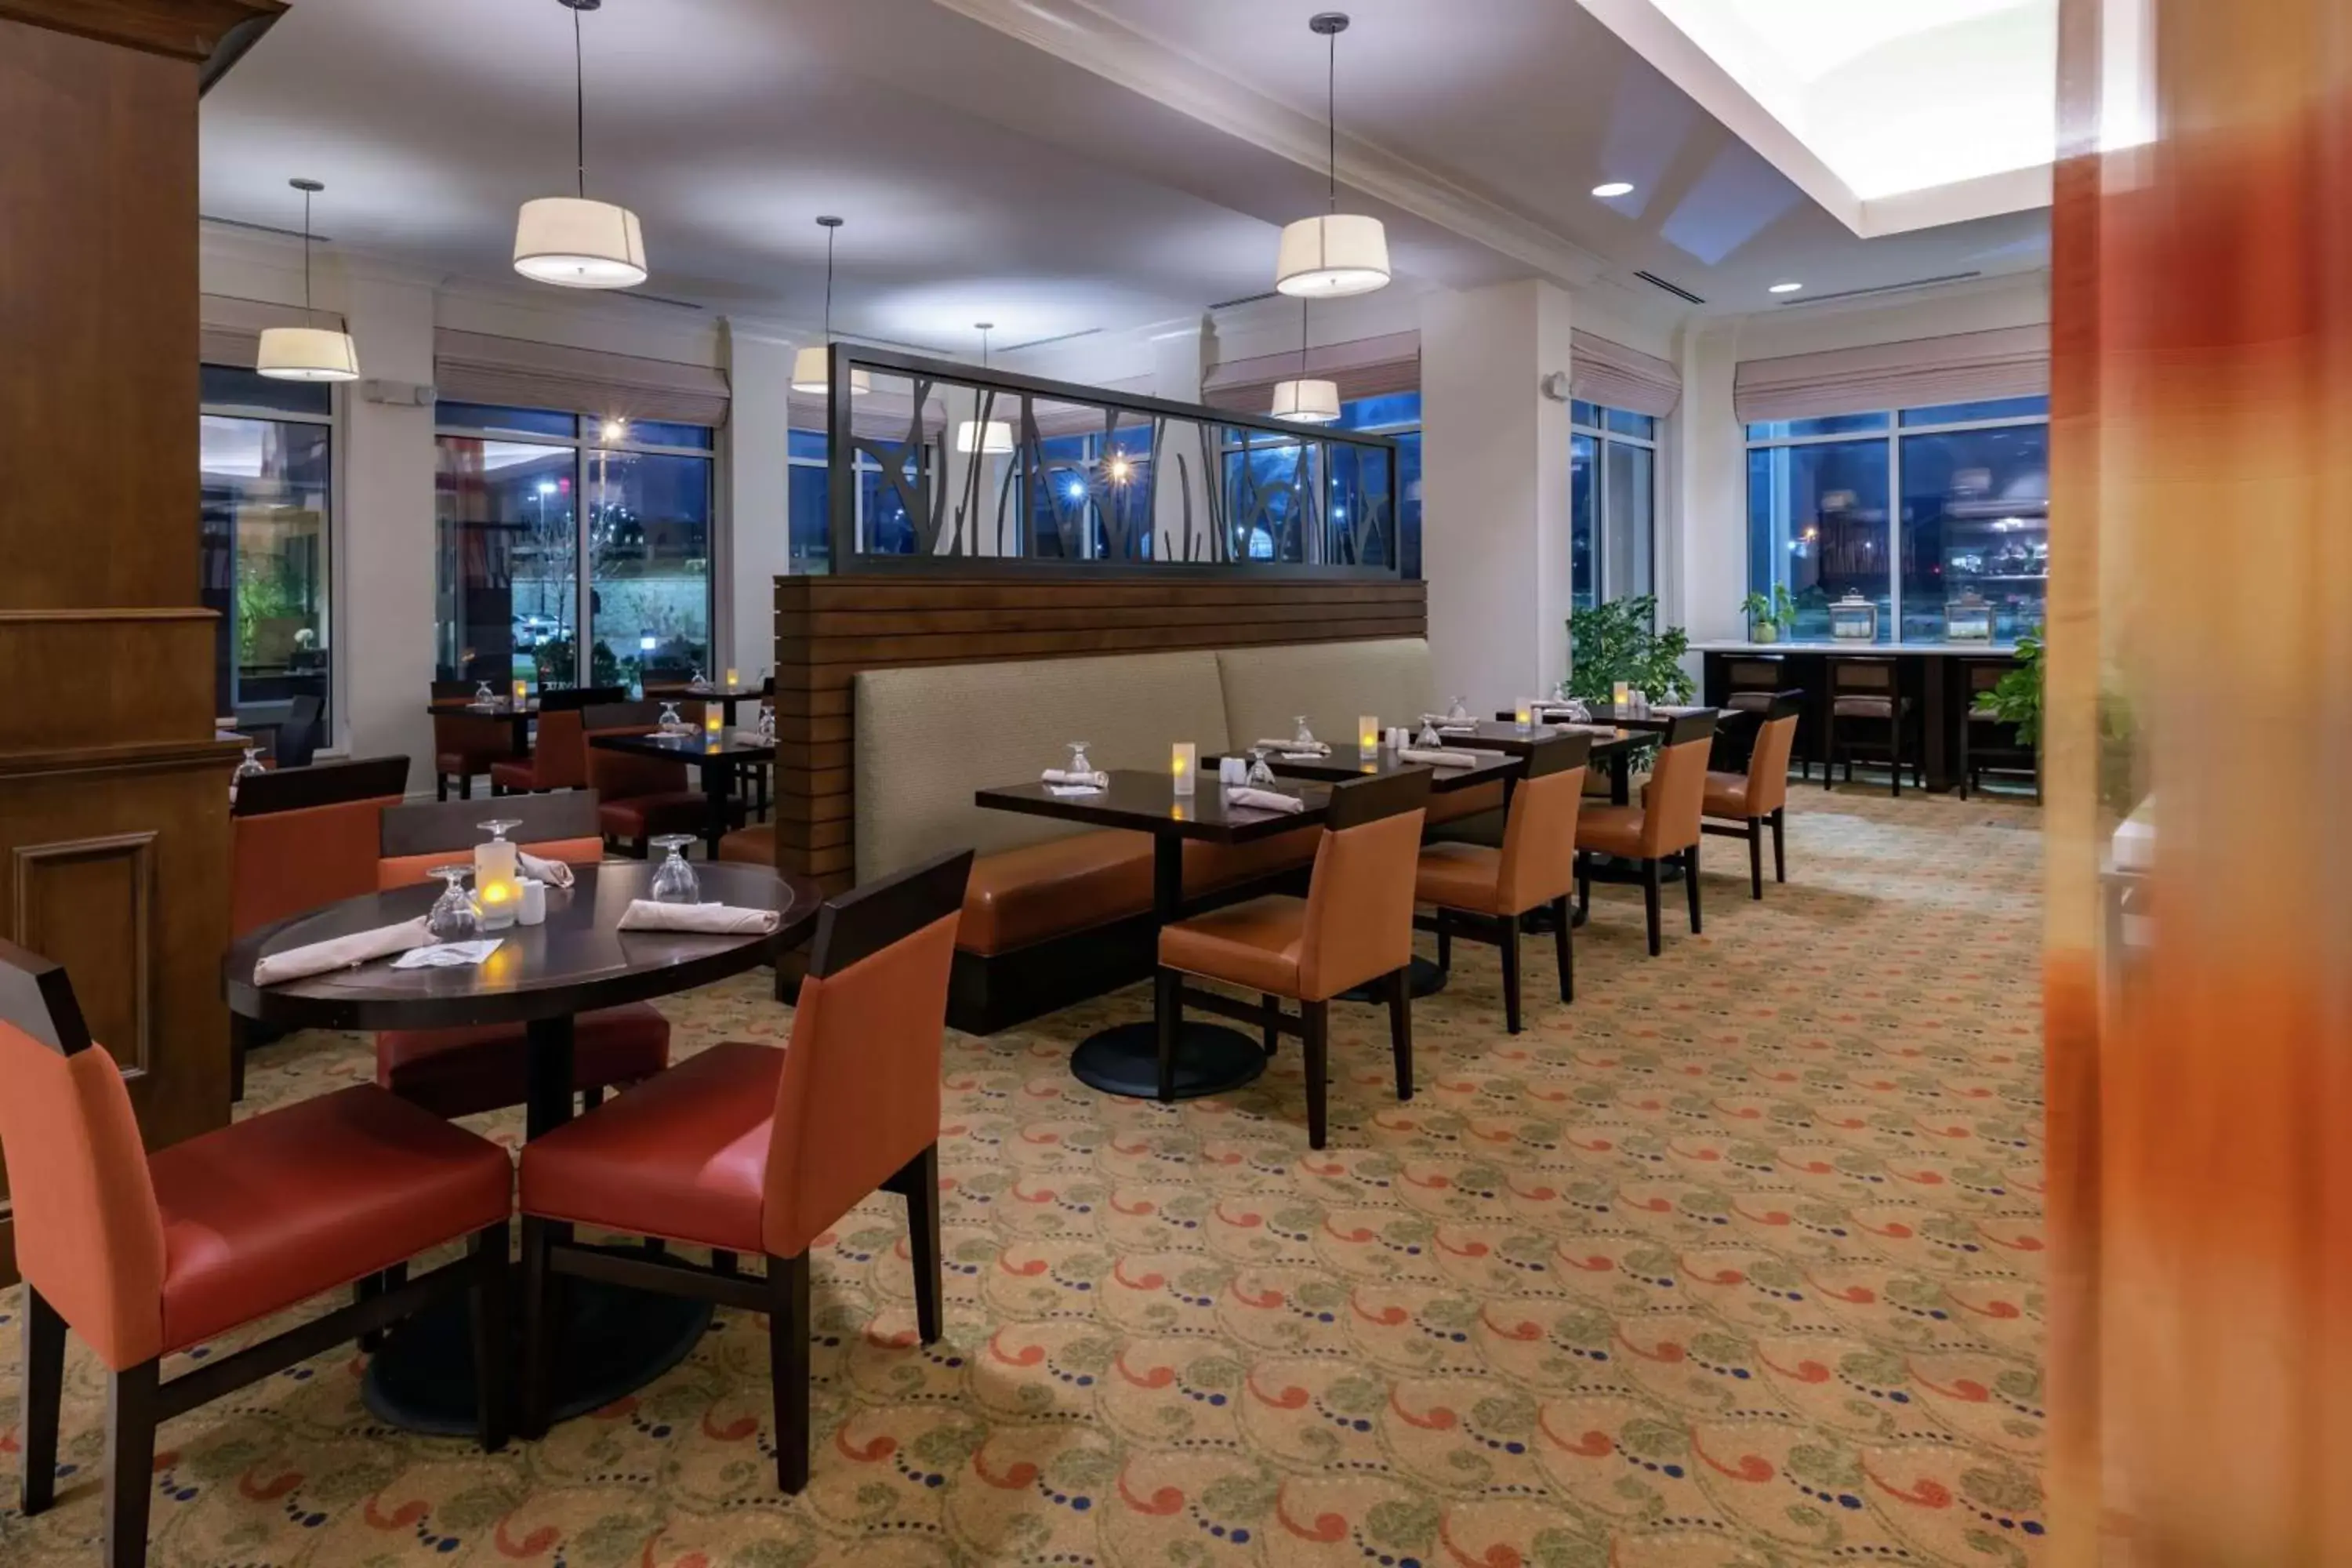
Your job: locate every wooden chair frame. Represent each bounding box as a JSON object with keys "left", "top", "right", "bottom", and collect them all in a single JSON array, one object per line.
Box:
[{"left": 1824, "top": 656, "right": 1922, "bottom": 797}]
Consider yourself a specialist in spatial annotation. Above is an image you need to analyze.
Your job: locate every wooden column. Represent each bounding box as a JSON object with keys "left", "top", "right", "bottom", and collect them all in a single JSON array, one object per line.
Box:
[{"left": 0, "top": 0, "right": 283, "bottom": 1283}]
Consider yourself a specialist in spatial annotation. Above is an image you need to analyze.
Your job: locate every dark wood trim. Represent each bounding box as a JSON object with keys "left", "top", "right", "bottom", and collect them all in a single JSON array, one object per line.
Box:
[
  {"left": 808, "top": 849, "right": 971, "bottom": 977},
  {"left": 0, "top": 0, "right": 281, "bottom": 61},
  {"left": 0, "top": 936, "right": 97, "bottom": 1056},
  {"left": 8, "top": 833, "right": 156, "bottom": 1075},
  {"left": 230, "top": 754, "right": 410, "bottom": 817}
]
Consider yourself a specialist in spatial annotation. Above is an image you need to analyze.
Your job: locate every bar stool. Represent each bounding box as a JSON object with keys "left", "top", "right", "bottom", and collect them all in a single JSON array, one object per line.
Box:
[
  {"left": 1824, "top": 655, "right": 1919, "bottom": 797},
  {"left": 1958, "top": 659, "right": 2039, "bottom": 801}
]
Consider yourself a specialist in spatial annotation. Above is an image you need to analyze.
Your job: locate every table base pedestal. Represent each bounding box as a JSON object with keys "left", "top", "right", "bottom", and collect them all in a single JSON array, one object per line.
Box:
[
  {"left": 361, "top": 1246, "right": 712, "bottom": 1436},
  {"left": 1073, "top": 1020, "right": 1266, "bottom": 1102},
  {"left": 1581, "top": 854, "right": 1684, "bottom": 886},
  {"left": 1339, "top": 955, "right": 1448, "bottom": 1004}
]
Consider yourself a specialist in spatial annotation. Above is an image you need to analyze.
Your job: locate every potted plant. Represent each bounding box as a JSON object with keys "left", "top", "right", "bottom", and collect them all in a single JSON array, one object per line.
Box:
[
  {"left": 1739, "top": 591, "right": 1776, "bottom": 643},
  {"left": 1979, "top": 627, "right": 2042, "bottom": 745},
  {"left": 1566, "top": 595, "right": 1696, "bottom": 705}
]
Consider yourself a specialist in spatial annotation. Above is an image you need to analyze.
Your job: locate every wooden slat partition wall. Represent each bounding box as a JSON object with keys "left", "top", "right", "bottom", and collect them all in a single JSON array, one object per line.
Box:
[{"left": 769, "top": 576, "right": 1428, "bottom": 895}]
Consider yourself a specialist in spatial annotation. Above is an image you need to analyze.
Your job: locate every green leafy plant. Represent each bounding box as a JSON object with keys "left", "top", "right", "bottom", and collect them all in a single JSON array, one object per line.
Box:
[
  {"left": 1738, "top": 590, "right": 1772, "bottom": 628},
  {"left": 1772, "top": 583, "right": 1798, "bottom": 633},
  {"left": 1978, "top": 626, "right": 2042, "bottom": 746},
  {"left": 1566, "top": 596, "right": 1695, "bottom": 704}
]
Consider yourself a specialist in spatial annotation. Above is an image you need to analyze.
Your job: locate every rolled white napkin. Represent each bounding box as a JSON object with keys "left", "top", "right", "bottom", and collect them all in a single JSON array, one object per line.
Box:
[
  {"left": 1255, "top": 739, "right": 1329, "bottom": 756},
  {"left": 517, "top": 851, "right": 575, "bottom": 888},
  {"left": 254, "top": 918, "right": 431, "bottom": 985},
  {"left": 1398, "top": 748, "right": 1479, "bottom": 770},
  {"left": 1040, "top": 768, "right": 1110, "bottom": 786},
  {"left": 617, "top": 899, "right": 780, "bottom": 935},
  {"left": 1225, "top": 787, "right": 1306, "bottom": 815}
]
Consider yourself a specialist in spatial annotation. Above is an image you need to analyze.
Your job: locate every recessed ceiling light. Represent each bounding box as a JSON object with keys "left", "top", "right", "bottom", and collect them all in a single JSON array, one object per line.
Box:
[
  {"left": 1769, "top": 281, "right": 1804, "bottom": 294},
  {"left": 1591, "top": 181, "right": 1635, "bottom": 198}
]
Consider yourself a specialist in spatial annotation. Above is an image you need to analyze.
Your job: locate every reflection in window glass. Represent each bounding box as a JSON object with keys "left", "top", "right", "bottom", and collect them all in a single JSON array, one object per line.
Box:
[
  {"left": 1746, "top": 439, "right": 1893, "bottom": 641},
  {"left": 587, "top": 447, "right": 713, "bottom": 684},
  {"left": 1744, "top": 412, "right": 1892, "bottom": 441},
  {"left": 1900, "top": 424, "right": 2049, "bottom": 641},
  {"left": 435, "top": 403, "right": 579, "bottom": 441},
  {"left": 788, "top": 462, "right": 829, "bottom": 573},
  {"left": 434, "top": 436, "right": 579, "bottom": 684},
  {"left": 1570, "top": 403, "right": 1655, "bottom": 615},
  {"left": 1899, "top": 396, "right": 2049, "bottom": 426},
  {"left": 201, "top": 413, "right": 331, "bottom": 726},
  {"left": 601, "top": 418, "right": 714, "bottom": 451},
  {"left": 1603, "top": 437, "right": 1655, "bottom": 604},
  {"left": 1605, "top": 407, "right": 1657, "bottom": 441},
  {"left": 1338, "top": 392, "right": 1419, "bottom": 576},
  {"left": 201, "top": 364, "right": 332, "bottom": 419},
  {"left": 1570, "top": 431, "right": 1597, "bottom": 610}
]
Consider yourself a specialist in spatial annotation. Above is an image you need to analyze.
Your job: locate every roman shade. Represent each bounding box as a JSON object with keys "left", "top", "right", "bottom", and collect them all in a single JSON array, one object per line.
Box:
[
  {"left": 434, "top": 329, "right": 730, "bottom": 428},
  {"left": 1570, "top": 329, "right": 1680, "bottom": 418},
  {"left": 1733, "top": 325, "right": 2051, "bottom": 424},
  {"left": 786, "top": 387, "right": 947, "bottom": 443},
  {"left": 1201, "top": 330, "right": 1420, "bottom": 414},
  {"left": 201, "top": 293, "right": 326, "bottom": 368}
]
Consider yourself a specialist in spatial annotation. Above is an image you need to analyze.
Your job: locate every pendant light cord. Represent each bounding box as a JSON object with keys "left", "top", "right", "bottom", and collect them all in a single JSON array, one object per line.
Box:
[
  {"left": 573, "top": 2, "right": 587, "bottom": 199},
  {"left": 823, "top": 225, "right": 835, "bottom": 339},
  {"left": 301, "top": 185, "right": 314, "bottom": 316},
  {"left": 1326, "top": 24, "right": 1338, "bottom": 212}
]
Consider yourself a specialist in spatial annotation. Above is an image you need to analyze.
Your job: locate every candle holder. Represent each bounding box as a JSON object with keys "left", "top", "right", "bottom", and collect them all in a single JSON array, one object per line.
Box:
[
  {"left": 1611, "top": 681, "right": 1631, "bottom": 712},
  {"left": 474, "top": 818, "right": 523, "bottom": 931},
  {"left": 702, "top": 705, "right": 724, "bottom": 739},
  {"left": 1171, "top": 742, "right": 1197, "bottom": 797},
  {"left": 1358, "top": 715, "right": 1381, "bottom": 755},
  {"left": 1513, "top": 699, "right": 1534, "bottom": 731},
  {"left": 724, "top": 668, "right": 740, "bottom": 690},
  {"left": 510, "top": 677, "right": 528, "bottom": 706}
]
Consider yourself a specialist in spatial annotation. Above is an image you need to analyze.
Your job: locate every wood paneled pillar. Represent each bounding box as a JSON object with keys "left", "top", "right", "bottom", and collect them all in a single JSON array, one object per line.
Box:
[{"left": 0, "top": 0, "right": 284, "bottom": 1283}]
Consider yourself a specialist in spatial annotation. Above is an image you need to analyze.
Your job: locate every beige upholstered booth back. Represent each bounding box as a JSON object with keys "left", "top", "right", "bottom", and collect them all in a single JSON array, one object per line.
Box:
[{"left": 1214, "top": 638, "right": 1435, "bottom": 753}]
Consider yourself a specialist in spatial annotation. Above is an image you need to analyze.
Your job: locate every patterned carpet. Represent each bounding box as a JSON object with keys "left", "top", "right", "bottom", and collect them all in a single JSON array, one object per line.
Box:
[{"left": 0, "top": 784, "right": 2046, "bottom": 1567}]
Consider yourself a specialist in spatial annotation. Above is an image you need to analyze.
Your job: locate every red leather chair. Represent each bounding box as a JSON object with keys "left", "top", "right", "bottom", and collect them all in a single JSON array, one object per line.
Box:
[
  {"left": 580, "top": 699, "right": 725, "bottom": 856},
  {"left": 373, "top": 792, "right": 670, "bottom": 1119},
  {"left": 430, "top": 682, "right": 521, "bottom": 801},
  {"left": 516, "top": 848, "right": 974, "bottom": 1493},
  {"left": 488, "top": 685, "right": 627, "bottom": 796},
  {"left": 0, "top": 940, "right": 514, "bottom": 1568}
]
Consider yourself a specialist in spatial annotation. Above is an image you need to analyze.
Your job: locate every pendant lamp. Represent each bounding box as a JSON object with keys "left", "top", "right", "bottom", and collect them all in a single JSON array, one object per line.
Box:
[
  {"left": 1272, "top": 296, "right": 1339, "bottom": 424},
  {"left": 256, "top": 179, "right": 360, "bottom": 383},
  {"left": 514, "top": 0, "right": 647, "bottom": 289},
  {"left": 790, "top": 216, "right": 871, "bottom": 397},
  {"left": 1275, "top": 13, "right": 1389, "bottom": 299},
  {"left": 953, "top": 324, "right": 1015, "bottom": 456}
]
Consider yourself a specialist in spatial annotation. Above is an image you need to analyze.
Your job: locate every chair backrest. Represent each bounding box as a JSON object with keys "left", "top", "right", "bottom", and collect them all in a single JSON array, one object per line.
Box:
[
  {"left": 231, "top": 757, "right": 412, "bottom": 936},
  {"left": 1964, "top": 661, "right": 2010, "bottom": 702},
  {"left": 1830, "top": 657, "right": 1897, "bottom": 695},
  {"left": 431, "top": 708, "right": 521, "bottom": 765},
  {"left": 1300, "top": 769, "right": 1430, "bottom": 1000},
  {"left": 275, "top": 694, "right": 325, "bottom": 768},
  {"left": 581, "top": 701, "right": 686, "bottom": 798},
  {"left": 524, "top": 707, "right": 593, "bottom": 790},
  {"left": 430, "top": 679, "right": 478, "bottom": 705},
  {"left": 1726, "top": 684, "right": 1803, "bottom": 713},
  {"left": 1743, "top": 697, "right": 1803, "bottom": 816},
  {"left": 1639, "top": 713, "right": 1718, "bottom": 857},
  {"left": 539, "top": 684, "right": 628, "bottom": 713},
  {"left": 0, "top": 942, "right": 166, "bottom": 1371},
  {"left": 763, "top": 850, "right": 974, "bottom": 1259},
  {"left": 377, "top": 792, "right": 605, "bottom": 888},
  {"left": 1497, "top": 731, "right": 1591, "bottom": 913},
  {"left": 1725, "top": 656, "right": 1786, "bottom": 691}
]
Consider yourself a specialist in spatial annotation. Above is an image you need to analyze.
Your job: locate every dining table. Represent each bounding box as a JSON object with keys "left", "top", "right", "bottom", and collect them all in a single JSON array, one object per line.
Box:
[
  {"left": 652, "top": 684, "right": 764, "bottom": 726},
  {"left": 225, "top": 859, "right": 819, "bottom": 1436},
  {"left": 975, "top": 768, "right": 1336, "bottom": 1102},
  {"left": 590, "top": 726, "right": 777, "bottom": 858}
]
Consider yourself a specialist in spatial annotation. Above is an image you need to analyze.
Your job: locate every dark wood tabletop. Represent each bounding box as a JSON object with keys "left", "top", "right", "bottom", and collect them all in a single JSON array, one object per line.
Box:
[
  {"left": 429, "top": 698, "right": 541, "bottom": 717},
  {"left": 1432, "top": 719, "right": 1645, "bottom": 757},
  {"left": 1218, "top": 744, "right": 1522, "bottom": 792},
  {"left": 590, "top": 728, "right": 779, "bottom": 764},
  {"left": 227, "top": 861, "right": 818, "bottom": 1033},
  {"left": 976, "top": 768, "right": 1332, "bottom": 844},
  {"left": 1500, "top": 705, "right": 1735, "bottom": 733}
]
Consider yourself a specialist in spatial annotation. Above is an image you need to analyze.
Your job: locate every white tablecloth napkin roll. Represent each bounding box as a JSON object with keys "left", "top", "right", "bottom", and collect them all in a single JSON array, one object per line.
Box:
[
  {"left": 517, "top": 851, "right": 576, "bottom": 888},
  {"left": 254, "top": 917, "right": 432, "bottom": 985},
  {"left": 1225, "top": 787, "right": 1306, "bottom": 815},
  {"left": 1254, "top": 739, "right": 1330, "bottom": 755},
  {"left": 1041, "top": 768, "right": 1110, "bottom": 786},
  {"left": 616, "top": 900, "right": 781, "bottom": 935},
  {"left": 1398, "top": 747, "right": 1494, "bottom": 769}
]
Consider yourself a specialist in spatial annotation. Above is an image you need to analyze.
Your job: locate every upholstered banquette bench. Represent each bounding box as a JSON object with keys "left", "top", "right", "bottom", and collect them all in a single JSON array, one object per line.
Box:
[{"left": 855, "top": 637, "right": 1497, "bottom": 1033}]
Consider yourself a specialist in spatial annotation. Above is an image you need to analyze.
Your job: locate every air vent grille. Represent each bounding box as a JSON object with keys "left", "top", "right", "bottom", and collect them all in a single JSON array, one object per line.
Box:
[
  {"left": 1777, "top": 270, "right": 1983, "bottom": 306},
  {"left": 1635, "top": 270, "right": 1705, "bottom": 305}
]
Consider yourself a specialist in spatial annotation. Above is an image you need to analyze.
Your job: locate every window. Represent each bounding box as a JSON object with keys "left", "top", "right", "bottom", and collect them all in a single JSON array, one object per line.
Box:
[
  {"left": 1747, "top": 396, "right": 2047, "bottom": 643},
  {"left": 786, "top": 429, "right": 931, "bottom": 571},
  {"left": 201, "top": 365, "right": 333, "bottom": 731},
  {"left": 1570, "top": 401, "right": 1656, "bottom": 612},
  {"left": 1336, "top": 392, "right": 1420, "bottom": 578},
  {"left": 435, "top": 406, "right": 713, "bottom": 687}
]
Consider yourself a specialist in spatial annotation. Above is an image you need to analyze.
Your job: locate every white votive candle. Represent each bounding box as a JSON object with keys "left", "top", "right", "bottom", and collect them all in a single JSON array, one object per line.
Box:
[{"left": 1172, "top": 742, "right": 1197, "bottom": 797}]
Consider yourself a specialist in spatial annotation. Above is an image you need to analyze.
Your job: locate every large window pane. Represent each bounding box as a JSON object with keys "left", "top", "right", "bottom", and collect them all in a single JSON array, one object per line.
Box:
[
  {"left": 436, "top": 403, "right": 579, "bottom": 441},
  {"left": 1570, "top": 430, "right": 1598, "bottom": 610},
  {"left": 1394, "top": 430, "right": 1422, "bottom": 579},
  {"left": 1747, "top": 438, "right": 1893, "bottom": 641},
  {"left": 434, "top": 437, "right": 578, "bottom": 684},
  {"left": 1605, "top": 407, "right": 1657, "bottom": 440},
  {"left": 1602, "top": 437, "right": 1655, "bottom": 605},
  {"left": 586, "top": 447, "right": 713, "bottom": 684},
  {"left": 1744, "top": 412, "right": 1892, "bottom": 441},
  {"left": 1900, "top": 424, "right": 2049, "bottom": 641},
  {"left": 201, "top": 414, "right": 331, "bottom": 725},
  {"left": 789, "top": 460, "right": 831, "bottom": 573},
  {"left": 1332, "top": 390, "right": 1420, "bottom": 431},
  {"left": 201, "top": 364, "right": 332, "bottom": 418},
  {"left": 1900, "top": 395, "right": 2049, "bottom": 426}
]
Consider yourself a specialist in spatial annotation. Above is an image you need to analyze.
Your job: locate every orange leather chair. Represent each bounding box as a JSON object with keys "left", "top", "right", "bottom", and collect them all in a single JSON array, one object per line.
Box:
[
  {"left": 515, "top": 849, "right": 974, "bottom": 1494},
  {"left": 488, "top": 685, "right": 627, "bottom": 796},
  {"left": 228, "top": 756, "right": 412, "bottom": 1099},
  {"left": 1575, "top": 710, "right": 1718, "bottom": 956},
  {"left": 373, "top": 792, "right": 670, "bottom": 1120},
  {"left": 581, "top": 699, "right": 724, "bottom": 855},
  {"left": 0, "top": 940, "right": 514, "bottom": 1568},
  {"left": 1697, "top": 694, "right": 1799, "bottom": 898},
  {"left": 1413, "top": 731, "right": 1590, "bottom": 1033},
  {"left": 1154, "top": 770, "right": 1430, "bottom": 1149},
  {"left": 719, "top": 822, "right": 775, "bottom": 866}
]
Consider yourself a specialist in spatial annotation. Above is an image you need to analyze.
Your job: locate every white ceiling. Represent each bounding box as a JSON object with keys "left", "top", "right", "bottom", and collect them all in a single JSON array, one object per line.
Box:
[{"left": 198, "top": 0, "right": 2052, "bottom": 346}]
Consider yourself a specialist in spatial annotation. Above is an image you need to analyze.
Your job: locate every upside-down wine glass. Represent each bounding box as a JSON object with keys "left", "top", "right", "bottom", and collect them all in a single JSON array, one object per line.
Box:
[
  {"left": 648, "top": 835, "right": 701, "bottom": 904},
  {"left": 1066, "top": 741, "right": 1094, "bottom": 782},
  {"left": 426, "top": 865, "right": 482, "bottom": 943},
  {"left": 1246, "top": 747, "right": 1277, "bottom": 789},
  {"left": 1446, "top": 695, "right": 1470, "bottom": 723},
  {"left": 1416, "top": 719, "right": 1443, "bottom": 749},
  {"left": 234, "top": 746, "right": 268, "bottom": 783},
  {"left": 658, "top": 700, "right": 686, "bottom": 735},
  {"left": 475, "top": 681, "right": 496, "bottom": 706},
  {"left": 1291, "top": 715, "right": 1316, "bottom": 749}
]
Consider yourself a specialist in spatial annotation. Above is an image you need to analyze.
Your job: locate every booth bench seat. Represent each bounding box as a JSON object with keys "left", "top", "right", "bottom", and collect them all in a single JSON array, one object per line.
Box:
[{"left": 958, "top": 826, "right": 1323, "bottom": 956}]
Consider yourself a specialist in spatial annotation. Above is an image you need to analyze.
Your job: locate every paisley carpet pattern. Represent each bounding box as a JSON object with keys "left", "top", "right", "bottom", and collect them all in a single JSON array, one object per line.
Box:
[{"left": 0, "top": 786, "right": 2045, "bottom": 1566}]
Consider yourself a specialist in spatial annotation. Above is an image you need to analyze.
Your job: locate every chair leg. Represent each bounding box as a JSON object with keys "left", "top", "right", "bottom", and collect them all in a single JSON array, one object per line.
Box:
[
  {"left": 1686, "top": 842, "right": 1704, "bottom": 935},
  {"left": 519, "top": 1217, "right": 556, "bottom": 1439},
  {"left": 1385, "top": 967, "right": 1413, "bottom": 1102},
  {"left": 21, "top": 1286, "right": 64, "bottom": 1516},
  {"left": 713, "top": 1250, "right": 739, "bottom": 1277},
  {"left": 103, "top": 1360, "right": 160, "bottom": 1568},
  {"left": 1552, "top": 895, "right": 1573, "bottom": 1004},
  {"left": 1153, "top": 966, "right": 1181, "bottom": 1102},
  {"left": 1748, "top": 822, "right": 1764, "bottom": 899},
  {"left": 437, "top": 775, "right": 450, "bottom": 802},
  {"left": 1435, "top": 910, "right": 1452, "bottom": 974},
  {"left": 459, "top": 772, "right": 473, "bottom": 800},
  {"left": 1576, "top": 855, "right": 1591, "bottom": 918},
  {"left": 1772, "top": 808, "right": 1787, "bottom": 883},
  {"left": 1500, "top": 918, "right": 1523, "bottom": 1035},
  {"left": 469, "top": 1223, "right": 511, "bottom": 1453},
  {"left": 1890, "top": 719, "right": 1903, "bottom": 798},
  {"left": 1301, "top": 1000, "right": 1330, "bottom": 1149},
  {"left": 581, "top": 1084, "right": 604, "bottom": 1112},
  {"left": 1823, "top": 715, "right": 1836, "bottom": 789},
  {"left": 1260, "top": 993, "right": 1279, "bottom": 1057},
  {"left": 1642, "top": 858, "right": 1662, "bottom": 956},
  {"left": 895, "top": 1143, "right": 944, "bottom": 1345},
  {"left": 769, "top": 1252, "right": 813, "bottom": 1494},
  {"left": 358, "top": 1261, "right": 410, "bottom": 1352}
]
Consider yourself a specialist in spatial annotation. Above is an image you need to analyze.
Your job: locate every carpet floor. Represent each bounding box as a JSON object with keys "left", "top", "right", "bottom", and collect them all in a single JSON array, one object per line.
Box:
[{"left": 0, "top": 784, "right": 2046, "bottom": 1567}]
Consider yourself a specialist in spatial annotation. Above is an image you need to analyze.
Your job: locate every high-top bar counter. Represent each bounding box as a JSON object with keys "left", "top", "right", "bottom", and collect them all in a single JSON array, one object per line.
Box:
[{"left": 1696, "top": 641, "right": 2025, "bottom": 793}]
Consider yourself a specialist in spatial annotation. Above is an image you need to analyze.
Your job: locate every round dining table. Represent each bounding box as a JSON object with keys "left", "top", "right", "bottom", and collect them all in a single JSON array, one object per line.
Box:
[{"left": 226, "top": 860, "right": 821, "bottom": 1435}]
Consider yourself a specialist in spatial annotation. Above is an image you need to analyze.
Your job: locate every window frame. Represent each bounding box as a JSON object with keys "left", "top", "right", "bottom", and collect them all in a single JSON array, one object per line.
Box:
[
  {"left": 1744, "top": 399, "right": 2049, "bottom": 644},
  {"left": 1571, "top": 401, "right": 1658, "bottom": 612},
  {"left": 433, "top": 407, "right": 718, "bottom": 681},
  {"left": 786, "top": 430, "right": 935, "bottom": 569}
]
